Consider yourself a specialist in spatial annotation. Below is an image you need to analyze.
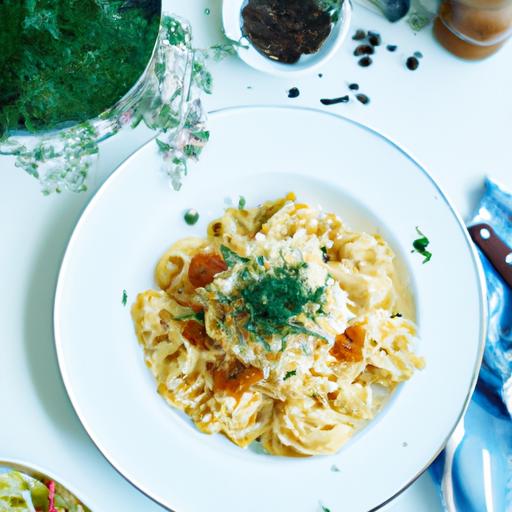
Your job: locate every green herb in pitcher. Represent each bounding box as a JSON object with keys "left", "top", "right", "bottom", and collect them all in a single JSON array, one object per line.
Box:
[{"left": 0, "top": 0, "right": 160, "bottom": 136}]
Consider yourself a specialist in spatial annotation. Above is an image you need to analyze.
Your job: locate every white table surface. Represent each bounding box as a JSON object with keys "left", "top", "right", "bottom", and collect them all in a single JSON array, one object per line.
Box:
[{"left": 1, "top": 1, "right": 511, "bottom": 511}]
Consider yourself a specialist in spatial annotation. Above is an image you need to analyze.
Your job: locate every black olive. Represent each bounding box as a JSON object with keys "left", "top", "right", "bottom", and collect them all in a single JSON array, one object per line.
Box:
[
  {"left": 368, "top": 31, "right": 381, "bottom": 46},
  {"left": 356, "top": 94, "right": 370, "bottom": 105},
  {"left": 352, "top": 29, "right": 367, "bottom": 41},
  {"left": 348, "top": 83, "right": 359, "bottom": 90},
  {"left": 353, "top": 44, "right": 374, "bottom": 56},
  {"left": 358, "top": 56, "right": 373, "bottom": 67},
  {"left": 406, "top": 56, "right": 419, "bottom": 70},
  {"left": 288, "top": 87, "right": 300, "bottom": 98},
  {"left": 386, "top": 44, "right": 397, "bottom": 52}
]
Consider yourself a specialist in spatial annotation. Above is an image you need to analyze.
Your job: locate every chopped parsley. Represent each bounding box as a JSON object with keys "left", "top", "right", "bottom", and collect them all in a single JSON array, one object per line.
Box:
[
  {"left": 412, "top": 227, "right": 432, "bottom": 263},
  {"left": 240, "top": 263, "right": 325, "bottom": 338},
  {"left": 283, "top": 370, "right": 297, "bottom": 380},
  {"left": 330, "top": 464, "right": 341, "bottom": 472},
  {"left": 320, "top": 246, "right": 329, "bottom": 262},
  {"left": 390, "top": 312, "right": 402, "bottom": 318},
  {"left": 184, "top": 209, "right": 200, "bottom": 226},
  {"left": 122, "top": 289, "right": 128, "bottom": 306},
  {"left": 256, "top": 255, "right": 265, "bottom": 266},
  {"left": 220, "top": 245, "right": 249, "bottom": 267},
  {"left": 238, "top": 195, "right": 247, "bottom": 210},
  {"left": 320, "top": 504, "right": 332, "bottom": 512}
]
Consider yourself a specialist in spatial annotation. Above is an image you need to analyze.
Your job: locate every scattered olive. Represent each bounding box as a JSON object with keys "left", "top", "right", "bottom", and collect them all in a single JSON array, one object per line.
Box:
[
  {"left": 352, "top": 29, "right": 366, "bottom": 41},
  {"left": 288, "top": 87, "right": 300, "bottom": 98},
  {"left": 358, "top": 56, "right": 373, "bottom": 67},
  {"left": 354, "top": 44, "right": 374, "bottom": 56},
  {"left": 386, "top": 44, "right": 397, "bottom": 52},
  {"left": 406, "top": 56, "right": 419, "bottom": 70},
  {"left": 348, "top": 83, "right": 359, "bottom": 90},
  {"left": 368, "top": 31, "right": 381, "bottom": 46},
  {"left": 356, "top": 94, "right": 370, "bottom": 105}
]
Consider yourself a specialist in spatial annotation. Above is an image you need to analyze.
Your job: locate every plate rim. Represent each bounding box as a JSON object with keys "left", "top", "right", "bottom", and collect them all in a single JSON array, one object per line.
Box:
[{"left": 53, "top": 105, "right": 487, "bottom": 512}]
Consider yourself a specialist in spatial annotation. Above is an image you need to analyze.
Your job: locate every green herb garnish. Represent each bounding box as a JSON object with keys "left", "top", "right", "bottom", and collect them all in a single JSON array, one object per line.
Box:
[
  {"left": 240, "top": 264, "right": 325, "bottom": 338},
  {"left": 184, "top": 209, "right": 200, "bottom": 226},
  {"left": 220, "top": 245, "right": 249, "bottom": 267},
  {"left": 320, "top": 504, "right": 332, "bottom": 512},
  {"left": 122, "top": 289, "right": 128, "bottom": 306},
  {"left": 330, "top": 465, "right": 341, "bottom": 472},
  {"left": 238, "top": 195, "right": 247, "bottom": 210},
  {"left": 391, "top": 312, "right": 402, "bottom": 318},
  {"left": 283, "top": 370, "right": 297, "bottom": 380},
  {"left": 256, "top": 255, "right": 265, "bottom": 266},
  {"left": 412, "top": 227, "right": 432, "bottom": 263}
]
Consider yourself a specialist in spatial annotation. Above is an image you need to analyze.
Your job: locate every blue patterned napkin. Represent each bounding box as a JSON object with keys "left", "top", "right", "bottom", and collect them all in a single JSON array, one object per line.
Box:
[{"left": 430, "top": 178, "right": 512, "bottom": 511}]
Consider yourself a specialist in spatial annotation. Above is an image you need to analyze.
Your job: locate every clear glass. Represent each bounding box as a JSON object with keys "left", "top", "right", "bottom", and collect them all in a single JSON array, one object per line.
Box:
[
  {"left": 434, "top": 0, "right": 512, "bottom": 59},
  {"left": 0, "top": 14, "right": 208, "bottom": 195}
]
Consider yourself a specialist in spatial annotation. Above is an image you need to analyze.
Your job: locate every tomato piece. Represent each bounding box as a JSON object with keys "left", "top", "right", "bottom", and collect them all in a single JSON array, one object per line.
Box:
[
  {"left": 213, "top": 361, "right": 263, "bottom": 399},
  {"left": 330, "top": 324, "right": 365, "bottom": 363},
  {"left": 182, "top": 320, "right": 209, "bottom": 350},
  {"left": 188, "top": 253, "right": 227, "bottom": 288}
]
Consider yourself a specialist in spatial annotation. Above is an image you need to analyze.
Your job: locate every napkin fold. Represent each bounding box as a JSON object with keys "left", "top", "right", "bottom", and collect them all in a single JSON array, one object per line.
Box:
[{"left": 430, "top": 178, "right": 512, "bottom": 512}]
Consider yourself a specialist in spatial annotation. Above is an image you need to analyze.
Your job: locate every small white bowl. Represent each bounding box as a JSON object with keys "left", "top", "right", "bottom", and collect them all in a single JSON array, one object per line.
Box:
[{"left": 222, "top": 0, "right": 352, "bottom": 77}]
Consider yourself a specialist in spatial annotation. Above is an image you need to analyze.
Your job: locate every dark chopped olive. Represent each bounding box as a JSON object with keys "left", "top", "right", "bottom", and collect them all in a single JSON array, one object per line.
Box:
[
  {"left": 354, "top": 44, "right": 374, "bottom": 56},
  {"left": 406, "top": 56, "right": 420, "bottom": 70},
  {"left": 321, "top": 246, "right": 329, "bottom": 262},
  {"left": 368, "top": 32, "right": 382, "bottom": 46},
  {"left": 358, "top": 56, "right": 373, "bottom": 67},
  {"left": 414, "top": 51, "right": 424, "bottom": 59},
  {"left": 348, "top": 83, "right": 359, "bottom": 90},
  {"left": 242, "top": 0, "right": 332, "bottom": 64},
  {"left": 288, "top": 87, "right": 300, "bottom": 98},
  {"left": 356, "top": 94, "right": 370, "bottom": 105},
  {"left": 386, "top": 44, "right": 397, "bottom": 52},
  {"left": 320, "top": 95, "right": 350, "bottom": 105},
  {"left": 318, "top": 73, "right": 323, "bottom": 78},
  {"left": 352, "top": 29, "right": 367, "bottom": 41}
]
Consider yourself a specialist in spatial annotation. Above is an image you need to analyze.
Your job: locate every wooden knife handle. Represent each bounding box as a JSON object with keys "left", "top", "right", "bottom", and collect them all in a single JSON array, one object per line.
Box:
[{"left": 468, "top": 223, "right": 512, "bottom": 289}]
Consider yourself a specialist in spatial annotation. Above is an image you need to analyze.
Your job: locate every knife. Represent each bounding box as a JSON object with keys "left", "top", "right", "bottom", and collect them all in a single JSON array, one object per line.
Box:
[{"left": 468, "top": 222, "right": 512, "bottom": 289}]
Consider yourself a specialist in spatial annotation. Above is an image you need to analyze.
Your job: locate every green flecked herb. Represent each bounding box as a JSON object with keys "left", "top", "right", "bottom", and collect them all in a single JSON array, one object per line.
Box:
[
  {"left": 256, "top": 255, "right": 265, "bottom": 266},
  {"left": 174, "top": 310, "right": 205, "bottom": 322},
  {"left": 220, "top": 245, "right": 249, "bottom": 268},
  {"left": 0, "top": 0, "right": 160, "bottom": 135},
  {"left": 320, "top": 504, "right": 332, "bottom": 512},
  {"left": 391, "top": 312, "right": 402, "bottom": 318},
  {"left": 238, "top": 196, "right": 247, "bottom": 210},
  {"left": 240, "top": 264, "right": 325, "bottom": 338},
  {"left": 412, "top": 227, "right": 432, "bottom": 263},
  {"left": 283, "top": 370, "right": 297, "bottom": 380},
  {"left": 122, "top": 289, "right": 128, "bottom": 306},
  {"left": 330, "top": 464, "right": 341, "bottom": 472},
  {"left": 184, "top": 209, "right": 200, "bottom": 226}
]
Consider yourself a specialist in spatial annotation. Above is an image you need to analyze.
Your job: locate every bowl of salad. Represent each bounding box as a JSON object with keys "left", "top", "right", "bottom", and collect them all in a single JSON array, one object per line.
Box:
[{"left": 0, "top": 461, "right": 89, "bottom": 512}]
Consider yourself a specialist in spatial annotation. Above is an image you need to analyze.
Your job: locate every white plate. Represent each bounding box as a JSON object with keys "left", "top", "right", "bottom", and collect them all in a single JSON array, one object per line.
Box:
[{"left": 54, "top": 107, "right": 486, "bottom": 512}]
